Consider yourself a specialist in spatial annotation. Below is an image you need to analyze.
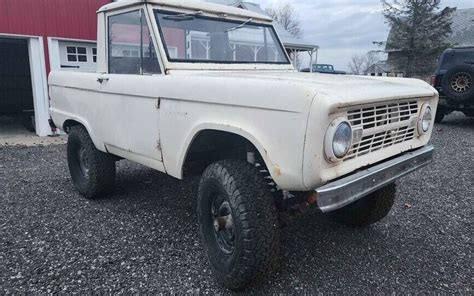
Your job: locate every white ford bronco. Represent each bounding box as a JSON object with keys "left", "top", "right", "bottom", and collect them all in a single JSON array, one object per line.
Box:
[{"left": 49, "top": 0, "right": 437, "bottom": 289}]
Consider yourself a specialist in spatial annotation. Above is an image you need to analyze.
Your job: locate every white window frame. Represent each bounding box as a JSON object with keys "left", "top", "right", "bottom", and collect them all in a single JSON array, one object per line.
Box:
[{"left": 66, "top": 45, "right": 88, "bottom": 63}]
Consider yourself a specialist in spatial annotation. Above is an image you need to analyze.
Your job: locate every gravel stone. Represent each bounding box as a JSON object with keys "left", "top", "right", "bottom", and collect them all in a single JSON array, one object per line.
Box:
[{"left": 0, "top": 112, "right": 472, "bottom": 293}]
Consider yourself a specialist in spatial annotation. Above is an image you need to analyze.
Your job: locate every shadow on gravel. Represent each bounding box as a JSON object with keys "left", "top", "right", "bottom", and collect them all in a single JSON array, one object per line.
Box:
[
  {"left": 75, "top": 159, "right": 455, "bottom": 293},
  {"left": 96, "top": 162, "right": 411, "bottom": 292},
  {"left": 439, "top": 113, "right": 474, "bottom": 127}
]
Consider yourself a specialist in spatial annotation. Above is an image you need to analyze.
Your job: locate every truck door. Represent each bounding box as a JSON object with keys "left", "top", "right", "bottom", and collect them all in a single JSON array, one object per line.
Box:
[{"left": 98, "top": 9, "right": 163, "bottom": 164}]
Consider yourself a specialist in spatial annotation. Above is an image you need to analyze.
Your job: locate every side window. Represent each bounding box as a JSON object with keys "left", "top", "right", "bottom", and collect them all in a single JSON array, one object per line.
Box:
[
  {"left": 108, "top": 10, "right": 161, "bottom": 74},
  {"left": 140, "top": 12, "right": 161, "bottom": 74}
]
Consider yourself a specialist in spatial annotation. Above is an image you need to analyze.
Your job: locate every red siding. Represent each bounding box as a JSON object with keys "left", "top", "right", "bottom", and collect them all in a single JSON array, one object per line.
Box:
[
  {"left": 0, "top": 0, "right": 111, "bottom": 72},
  {"left": 163, "top": 28, "right": 186, "bottom": 57}
]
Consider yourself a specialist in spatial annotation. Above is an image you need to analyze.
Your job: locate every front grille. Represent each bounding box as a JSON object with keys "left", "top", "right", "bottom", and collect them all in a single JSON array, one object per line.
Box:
[
  {"left": 347, "top": 100, "right": 418, "bottom": 129},
  {"left": 343, "top": 100, "right": 419, "bottom": 161}
]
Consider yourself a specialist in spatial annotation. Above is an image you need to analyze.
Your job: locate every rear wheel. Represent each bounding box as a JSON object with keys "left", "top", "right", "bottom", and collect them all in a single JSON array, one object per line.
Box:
[
  {"left": 327, "top": 183, "right": 396, "bottom": 227},
  {"left": 441, "top": 65, "right": 474, "bottom": 102},
  {"left": 198, "top": 160, "right": 280, "bottom": 290},
  {"left": 67, "top": 125, "right": 116, "bottom": 199}
]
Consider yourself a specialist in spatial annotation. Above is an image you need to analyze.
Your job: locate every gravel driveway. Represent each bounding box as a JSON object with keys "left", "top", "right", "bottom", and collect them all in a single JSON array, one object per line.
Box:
[{"left": 1, "top": 112, "right": 472, "bottom": 294}]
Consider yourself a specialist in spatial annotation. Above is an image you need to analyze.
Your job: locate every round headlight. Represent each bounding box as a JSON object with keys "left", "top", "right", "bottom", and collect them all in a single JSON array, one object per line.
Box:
[
  {"left": 333, "top": 122, "right": 352, "bottom": 157},
  {"left": 418, "top": 104, "right": 432, "bottom": 135},
  {"left": 325, "top": 119, "right": 353, "bottom": 162}
]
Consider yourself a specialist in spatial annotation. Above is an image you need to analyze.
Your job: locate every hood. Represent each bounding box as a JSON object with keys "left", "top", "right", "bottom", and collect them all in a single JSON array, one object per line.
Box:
[{"left": 165, "top": 70, "right": 437, "bottom": 114}]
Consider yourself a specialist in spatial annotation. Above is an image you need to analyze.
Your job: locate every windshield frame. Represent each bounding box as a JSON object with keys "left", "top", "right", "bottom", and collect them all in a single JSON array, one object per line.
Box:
[{"left": 154, "top": 9, "right": 291, "bottom": 65}]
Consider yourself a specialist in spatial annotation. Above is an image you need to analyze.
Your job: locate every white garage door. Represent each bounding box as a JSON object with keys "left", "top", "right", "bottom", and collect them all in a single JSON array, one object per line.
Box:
[{"left": 58, "top": 41, "right": 97, "bottom": 72}]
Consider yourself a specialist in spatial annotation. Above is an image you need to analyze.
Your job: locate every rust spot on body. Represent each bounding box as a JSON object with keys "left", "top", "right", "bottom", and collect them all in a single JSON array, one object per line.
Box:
[{"left": 273, "top": 164, "right": 281, "bottom": 177}]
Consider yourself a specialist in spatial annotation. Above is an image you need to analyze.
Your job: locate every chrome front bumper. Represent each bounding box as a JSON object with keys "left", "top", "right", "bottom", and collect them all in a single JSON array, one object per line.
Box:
[{"left": 316, "top": 145, "right": 434, "bottom": 213}]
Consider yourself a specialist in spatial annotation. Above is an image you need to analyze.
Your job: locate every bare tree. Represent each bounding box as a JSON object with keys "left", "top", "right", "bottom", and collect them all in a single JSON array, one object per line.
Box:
[
  {"left": 365, "top": 51, "right": 382, "bottom": 73},
  {"left": 348, "top": 53, "right": 366, "bottom": 75},
  {"left": 348, "top": 51, "right": 382, "bottom": 75},
  {"left": 266, "top": 3, "right": 303, "bottom": 38},
  {"left": 266, "top": 3, "right": 303, "bottom": 68}
]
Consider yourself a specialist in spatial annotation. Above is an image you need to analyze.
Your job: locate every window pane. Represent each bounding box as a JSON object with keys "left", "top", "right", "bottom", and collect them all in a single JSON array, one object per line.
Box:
[
  {"left": 141, "top": 12, "right": 161, "bottom": 74},
  {"left": 78, "top": 55, "right": 87, "bottom": 62},
  {"left": 92, "top": 48, "right": 97, "bottom": 55},
  {"left": 155, "top": 10, "right": 289, "bottom": 64},
  {"left": 67, "top": 54, "right": 77, "bottom": 62},
  {"left": 108, "top": 10, "right": 141, "bottom": 74},
  {"left": 93, "top": 56, "right": 97, "bottom": 63},
  {"left": 108, "top": 10, "right": 161, "bottom": 75},
  {"left": 77, "top": 47, "right": 87, "bottom": 54},
  {"left": 67, "top": 46, "right": 76, "bottom": 54}
]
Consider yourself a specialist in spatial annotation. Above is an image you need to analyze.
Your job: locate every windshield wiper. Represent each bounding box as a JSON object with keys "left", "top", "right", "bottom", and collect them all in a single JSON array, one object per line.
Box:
[
  {"left": 163, "top": 11, "right": 203, "bottom": 21},
  {"left": 225, "top": 18, "right": 253, "bottom": 33}
]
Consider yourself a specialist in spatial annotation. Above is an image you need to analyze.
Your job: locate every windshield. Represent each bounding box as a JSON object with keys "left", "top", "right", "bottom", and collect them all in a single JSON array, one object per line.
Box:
[{"left": 155, "top": 10, "right": 290, "bottom": 64}]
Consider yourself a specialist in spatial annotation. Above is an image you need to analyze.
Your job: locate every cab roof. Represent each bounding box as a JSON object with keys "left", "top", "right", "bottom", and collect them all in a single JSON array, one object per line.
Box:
[{"left": 97, "top": 0, "right": 273, "bottom": 22}]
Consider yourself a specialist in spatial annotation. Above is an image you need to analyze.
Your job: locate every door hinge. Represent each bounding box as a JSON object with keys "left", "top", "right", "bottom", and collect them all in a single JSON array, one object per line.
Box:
[{"left": 155, "top": 98, "right": 161, "bottom": 109}]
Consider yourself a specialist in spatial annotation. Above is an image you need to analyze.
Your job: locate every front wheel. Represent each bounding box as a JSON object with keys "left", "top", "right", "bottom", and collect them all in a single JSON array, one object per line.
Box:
[
  {"left": 463, "top": 110, "right": 474, "bottom": 117},
  {"left": 327, "top": 183, "right": 396, "bottom": 227},
  {"left": 435, "top": 107, "right": 448, "bottom": 123},
  {"left": 198, "top": 160, "right": 280, "bottom": 290},
  {"left": 67, "top": 125, "right": 116, "bottom": 199}
]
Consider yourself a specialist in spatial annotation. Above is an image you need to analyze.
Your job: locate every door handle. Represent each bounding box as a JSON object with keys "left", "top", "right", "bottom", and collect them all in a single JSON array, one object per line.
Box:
[{"left": 97, "top": 77, "right": 109, "bottom": 84}]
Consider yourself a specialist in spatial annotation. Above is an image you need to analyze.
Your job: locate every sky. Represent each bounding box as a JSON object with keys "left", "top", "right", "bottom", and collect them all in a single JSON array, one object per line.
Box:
[{"left": 248, "top": 0, "right": 474, "bottom": 71}]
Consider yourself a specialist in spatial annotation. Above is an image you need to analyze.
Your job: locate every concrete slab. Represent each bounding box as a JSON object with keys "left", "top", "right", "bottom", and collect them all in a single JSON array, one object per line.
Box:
[{"left": 0, "top": 120, "right": 66, "bottom": 147}]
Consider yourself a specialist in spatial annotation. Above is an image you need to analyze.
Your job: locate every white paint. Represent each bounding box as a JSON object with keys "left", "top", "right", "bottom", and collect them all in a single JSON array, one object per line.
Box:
[
  {"left": 48, "top": 37, "right": 97, "bottom": 72},
  {"left": 0, "top": 33, "right": 51, "bottom": 137},
  {"left": 99, "top": 0, "right": 273, "bottom": 21},
  {"left": 48, "top": 1, "right": 439, "bottom": 191},
  {"left": 28, "top": 37, "right": 51, "bottom": 136}
]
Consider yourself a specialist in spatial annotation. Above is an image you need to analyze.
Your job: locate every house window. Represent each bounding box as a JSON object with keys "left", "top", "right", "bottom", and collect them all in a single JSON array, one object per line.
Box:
[
  {"left": 67, "top": 46, "right": 87, "bottom": 62},
  {"left": 92, "top": 48, "right": 97, "bottom": 63},
  {"left": 167, "top": 47, "right": 178, "bottom": 59},
  {"left": 123, "top": 50, "right": 139, "bottom": 57}
]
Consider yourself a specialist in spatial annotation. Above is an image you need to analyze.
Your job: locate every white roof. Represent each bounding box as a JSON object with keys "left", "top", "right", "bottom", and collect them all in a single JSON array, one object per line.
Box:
[
  {"left": 98, "top": 0, "right": 272, "bottom": 21},
  {"left": 206, "top": 0, "right": 318, "bottom": 51}
]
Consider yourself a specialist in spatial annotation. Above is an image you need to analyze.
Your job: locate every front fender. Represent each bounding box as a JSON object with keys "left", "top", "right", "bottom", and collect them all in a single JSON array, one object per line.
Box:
[{"left": 159, "top": 98, "right": 310, "bottom": 190}]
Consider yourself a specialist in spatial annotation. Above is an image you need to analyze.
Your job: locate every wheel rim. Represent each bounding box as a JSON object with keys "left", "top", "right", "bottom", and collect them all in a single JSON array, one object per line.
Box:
[
  {"left": 77, "top": 147, "right": 90, "bottom": 178},
  {"left": 450, "top": 72, "right": 472, "bottom": 93},
  {"left": 211, "top": 194, "right": 235, "bottom": 255}
]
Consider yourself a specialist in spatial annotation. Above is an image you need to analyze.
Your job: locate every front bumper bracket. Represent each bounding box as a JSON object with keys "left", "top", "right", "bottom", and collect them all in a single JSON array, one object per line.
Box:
[{"left": 316, "top": 145, "right": 434, "bottom": 213}]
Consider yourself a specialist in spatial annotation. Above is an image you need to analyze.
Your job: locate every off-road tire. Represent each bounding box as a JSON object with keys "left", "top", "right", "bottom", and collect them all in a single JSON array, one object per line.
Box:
[
  {"left": 328, "top": 183, "right": 396, "bottom": 227},
  {"left": 198, "top": 160, "right": 280, "bottom": 290},
  {"left": 463, "top": 110, "right": 474, "bottom": 117},
  {"left": 67, "top": 125, "right": 116, "bottom": 199},
  {"left": 441, "top": 65, "right": 474, "bottom": 102},
  {"left": 435, "top": 106, "right": 449, "bottom": 123}
]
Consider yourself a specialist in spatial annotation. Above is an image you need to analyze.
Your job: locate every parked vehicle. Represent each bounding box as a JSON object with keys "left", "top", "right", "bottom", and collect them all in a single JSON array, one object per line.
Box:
[
  {"left": 301, "top": 64, "right": 346, "bottom": 74},
  {"left": 49, "top": 0, "right": 438, "bottom": 290},
  {"left": 431, "top": 47, "right": 474, "bottom": 122}
]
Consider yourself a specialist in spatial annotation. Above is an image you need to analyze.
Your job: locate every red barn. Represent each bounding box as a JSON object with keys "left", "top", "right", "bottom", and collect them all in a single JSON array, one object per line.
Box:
[{"left": 0, "top": 0, "right": 111, "bottom": 136}]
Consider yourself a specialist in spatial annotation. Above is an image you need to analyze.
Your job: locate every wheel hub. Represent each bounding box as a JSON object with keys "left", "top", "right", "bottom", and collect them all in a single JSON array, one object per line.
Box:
[
  {"left": 78, "top": 147, "right": 90, "bottom": 178},
  {"left": 211, "top": 198, "right": 235, "bottom": 254},
  {"left": 451, "top": 72, "right": 472, "bottom": 93},
  {"left": 213, "top": 214, "right": 233, "bottom": 232}
]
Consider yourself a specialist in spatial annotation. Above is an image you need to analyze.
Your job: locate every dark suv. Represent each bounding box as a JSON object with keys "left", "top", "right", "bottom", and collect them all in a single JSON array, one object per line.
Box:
[{"left": 431, "top": 47, "right": 474, "bottom": 122}]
